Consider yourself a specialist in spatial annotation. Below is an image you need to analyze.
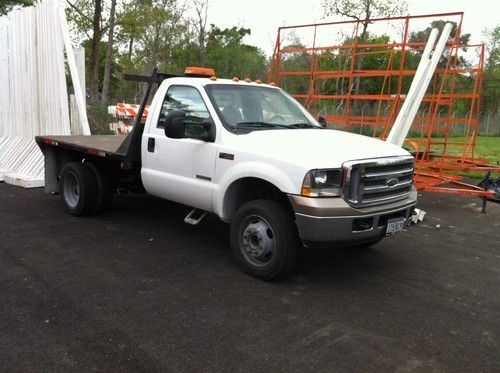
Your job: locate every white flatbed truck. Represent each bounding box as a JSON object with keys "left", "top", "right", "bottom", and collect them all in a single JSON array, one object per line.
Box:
[{"left": 36, "top": 67, "right": 417, "bottom": 280}]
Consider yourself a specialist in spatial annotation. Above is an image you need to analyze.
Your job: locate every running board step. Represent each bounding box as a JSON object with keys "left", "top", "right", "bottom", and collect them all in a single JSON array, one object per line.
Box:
[{"left": 184, "top": 209, "right": 207, "bottom": 225}]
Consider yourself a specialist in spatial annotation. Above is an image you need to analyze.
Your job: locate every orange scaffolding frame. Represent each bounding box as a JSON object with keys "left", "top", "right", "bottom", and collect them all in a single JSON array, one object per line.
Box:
[{"left": 268, "top": 12, "right": 499, "bottom": 198}]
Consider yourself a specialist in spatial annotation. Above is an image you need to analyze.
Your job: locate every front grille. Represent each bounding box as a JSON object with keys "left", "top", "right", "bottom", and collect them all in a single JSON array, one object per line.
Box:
[{"left": 343, "top": 156, "right": 414, "bottom": 207}]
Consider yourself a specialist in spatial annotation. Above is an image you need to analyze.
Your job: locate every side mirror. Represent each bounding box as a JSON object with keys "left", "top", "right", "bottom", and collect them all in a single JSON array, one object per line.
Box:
[
  {"left": 318, "top": 115, "right": 327, "bottom": 128},
  {"left": 164, "top": 109, "right": 186, "bottom": 138}
]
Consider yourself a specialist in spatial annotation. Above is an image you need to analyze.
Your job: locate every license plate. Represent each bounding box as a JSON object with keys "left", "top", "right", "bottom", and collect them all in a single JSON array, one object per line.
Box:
[{"left": 386, "top": 218, "right": 405, "bottom": 236}]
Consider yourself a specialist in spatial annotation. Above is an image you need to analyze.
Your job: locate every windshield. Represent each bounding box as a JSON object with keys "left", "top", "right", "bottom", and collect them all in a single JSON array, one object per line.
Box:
[{"left": 205, "top": 84, "right": 321, "bottom": 132}]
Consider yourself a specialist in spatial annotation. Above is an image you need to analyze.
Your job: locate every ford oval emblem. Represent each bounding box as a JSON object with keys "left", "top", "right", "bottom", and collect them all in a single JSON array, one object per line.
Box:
[{"left": 387, "top": 177, "right": 398, "bottom": 187}]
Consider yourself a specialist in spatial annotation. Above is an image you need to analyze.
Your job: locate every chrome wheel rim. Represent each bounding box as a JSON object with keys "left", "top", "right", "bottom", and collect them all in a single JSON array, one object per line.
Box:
[
  {"left": 240, "top": 215, "right": 275, "bottom": 266},
  {"left": 63, "top": 171, "right": 80, "bottom": 208}
]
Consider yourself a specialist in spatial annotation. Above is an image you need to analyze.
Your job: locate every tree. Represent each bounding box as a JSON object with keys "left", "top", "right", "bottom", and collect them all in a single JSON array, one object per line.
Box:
[
  {"left": 277, "top": 32, "right": 311, "bottom": 97},
  {"left": 0, "top": 0, "right": 33, "bottom": 15},
  {"left": 116, "top": 0, "right": 187, "bottom": 72},
  {"left": 101, "top": 0, "right": 116, "bottom": 102},
  {"left": 81, "top": 39, "right": 122, "bottom": 98},
  {"left": 89, "top": 0, "right": 103, "bottom": 102},
  {"left": 65, "top": 0, "right": 265, "bottom": 102},
  {"left": 410, "top": 20, "right": 470, "bottom": 46},
  {"left": 204, "top": 26, "right": 267, "bottom": 79},
  {"left": 322, "top": 0, "right": 408, "bottom": 23},
  {"left": 115, "top": 0, "right": 146, "bottom": 65},
  {"left": 322, "top": 0, "right": 408, "bottom": 100},
  {"left": 482, "top": 25, "right": 500, "bottom": 115},
  {"left": 192, "top": 0, "right": 208, "bottom": 65},
  {"left": 66, "top": 0, "right": 105, "bottom": 102},
  {"left": 409, "top": 20, "right": 471, "bottom": 70}
]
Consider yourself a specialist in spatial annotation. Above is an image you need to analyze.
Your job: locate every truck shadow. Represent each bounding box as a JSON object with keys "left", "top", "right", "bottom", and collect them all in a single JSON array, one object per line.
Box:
[{"left": 107, "top": 193, "right": 409, "bottom": 284}]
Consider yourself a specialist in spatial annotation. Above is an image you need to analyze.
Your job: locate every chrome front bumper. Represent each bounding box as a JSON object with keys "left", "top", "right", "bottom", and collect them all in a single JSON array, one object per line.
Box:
[{"left": 289, "top": 189, "right": 417, "bottom": 245}]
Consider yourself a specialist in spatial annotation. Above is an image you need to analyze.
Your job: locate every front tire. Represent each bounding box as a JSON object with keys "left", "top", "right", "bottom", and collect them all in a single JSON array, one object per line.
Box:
[
  {"left": 60, "top": 162, "right": 98, "bottom": 216},
  {"left": 230, "top": 199, "right": 299, "bottom": 280}
]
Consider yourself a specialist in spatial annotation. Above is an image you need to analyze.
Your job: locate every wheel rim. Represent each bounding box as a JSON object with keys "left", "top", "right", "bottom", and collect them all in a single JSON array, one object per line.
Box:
[
  {"left": 63, "top": 171, "right": 80, "bottom": 208},
  {"left": 240, "top": 215, "right": 275, "bottom": 266}
]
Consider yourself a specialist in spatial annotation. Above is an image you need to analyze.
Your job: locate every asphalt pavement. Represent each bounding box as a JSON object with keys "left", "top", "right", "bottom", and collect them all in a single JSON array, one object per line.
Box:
[{"left": 1, "top": 183, "right": 499, "bottom": 371}]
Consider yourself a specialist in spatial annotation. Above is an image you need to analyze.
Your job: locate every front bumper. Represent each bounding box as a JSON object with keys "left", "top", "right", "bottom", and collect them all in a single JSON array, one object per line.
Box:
[{"left": 289, "top": 190, "right": 417, "bottom": 246}]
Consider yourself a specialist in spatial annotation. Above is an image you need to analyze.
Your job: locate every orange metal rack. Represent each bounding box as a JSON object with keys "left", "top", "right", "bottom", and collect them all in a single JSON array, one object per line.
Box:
[{"left": 268, "top": 12, "right": 499, "bottom": 199}]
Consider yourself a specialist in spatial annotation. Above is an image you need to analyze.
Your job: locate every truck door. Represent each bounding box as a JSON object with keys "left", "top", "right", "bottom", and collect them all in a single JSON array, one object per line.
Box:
[{"left": 141, "top": 84, "right": 217, "bottom": 211}]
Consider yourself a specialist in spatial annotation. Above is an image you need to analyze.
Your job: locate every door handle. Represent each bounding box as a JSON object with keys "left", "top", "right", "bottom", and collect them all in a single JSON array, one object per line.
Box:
[{"left": 147, "top": 137, "right": 155, "bottom": 152}]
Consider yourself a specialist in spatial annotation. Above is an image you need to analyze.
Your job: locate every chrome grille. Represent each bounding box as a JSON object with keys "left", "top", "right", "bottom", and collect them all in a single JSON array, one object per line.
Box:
[{"left": 343, "top": 156, "right": 414, "bottom": 207}]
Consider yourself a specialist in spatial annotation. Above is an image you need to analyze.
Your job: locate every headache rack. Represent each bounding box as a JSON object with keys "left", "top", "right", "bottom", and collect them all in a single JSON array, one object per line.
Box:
[
  {"left": 116, "top": 67, "right": 214, "bottom": 160},
  {"left": 343, "top": 156, "right": 415, "bottom": 207}
]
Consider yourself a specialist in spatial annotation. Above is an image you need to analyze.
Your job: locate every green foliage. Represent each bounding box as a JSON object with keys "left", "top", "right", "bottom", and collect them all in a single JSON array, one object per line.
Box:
[
  {"left": 281, "top": 32, "right": 397, "bottom": 114},
  {"left": 81, "top": 39, "right": 122, "bottom": 98},
  {"left": 410, "top": 20, "right": 471, "bottom": 46},
  {"left": 65, "top": 0, "right": 267, "bottom": 100},
  {"left": 204, "top": 26, "right": 267, "bottom": 79},
  {"left": 278, "top": 32, "right": 312, "bottom": 96},
  {"left": 409, "top": 20, "right": 471, "bottom": 71},
  {"left": 0, "top": 0, "right": 33, "bottom": 15},
  {"left": 279, "top": 16, "right": 486, "bottom": 121},
  {"left": 111, "top": 0, "right": 185, "bottom": 74},
  {"left": 482, "top": 25, "right": 500, "bottom": 115},
  {"left": 322, "top": 0, "right": 407, "bottom": 20},
  {"left": 65, "top": 0, "right": 95, "bottom": 41}
]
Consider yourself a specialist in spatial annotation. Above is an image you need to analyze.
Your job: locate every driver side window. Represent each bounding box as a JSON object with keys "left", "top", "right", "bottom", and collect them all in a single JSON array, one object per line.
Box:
[{"left": 157, "top": 85, "right": 210, "bottom": 137}]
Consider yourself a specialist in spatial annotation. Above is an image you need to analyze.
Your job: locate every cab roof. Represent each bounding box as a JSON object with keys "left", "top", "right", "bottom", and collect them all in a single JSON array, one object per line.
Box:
[{"left": 163, "top": 76, "right": 281, "bottom": 89}]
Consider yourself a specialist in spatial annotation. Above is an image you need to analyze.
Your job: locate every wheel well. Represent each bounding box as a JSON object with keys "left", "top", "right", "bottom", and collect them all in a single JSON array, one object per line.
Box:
[{"left": 223, "top": 177, "right": 294, "bottom": 222}]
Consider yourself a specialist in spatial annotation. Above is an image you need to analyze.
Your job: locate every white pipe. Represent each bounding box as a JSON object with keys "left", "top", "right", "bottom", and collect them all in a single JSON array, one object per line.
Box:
[
  {"left": 386, "top": 28, "right": 438, "bottom": 145},
  {"left": 58, "top": 6, "right": 91, "bottom": 135},
  {"left": 387, "top": 23, "right": 453, "bottom": 147}
]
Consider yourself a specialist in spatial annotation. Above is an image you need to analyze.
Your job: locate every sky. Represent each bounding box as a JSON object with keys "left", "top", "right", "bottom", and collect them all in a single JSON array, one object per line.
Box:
[{"left": 190, "top": 0, "right": 499, "bottom": 56}]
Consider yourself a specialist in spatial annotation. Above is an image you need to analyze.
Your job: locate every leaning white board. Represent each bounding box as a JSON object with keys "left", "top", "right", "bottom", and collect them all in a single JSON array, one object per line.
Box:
[{"left": 386, "top": 23, "right": 453, "bottom": 147}]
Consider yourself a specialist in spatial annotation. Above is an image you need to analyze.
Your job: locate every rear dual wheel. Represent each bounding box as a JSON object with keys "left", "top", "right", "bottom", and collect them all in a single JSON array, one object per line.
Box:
[
  {"left": 86, "top": 162, "right": 114, "bottom": 212},
  {"left": 60, "top": 162, "right": 114, "bottom": 216}
]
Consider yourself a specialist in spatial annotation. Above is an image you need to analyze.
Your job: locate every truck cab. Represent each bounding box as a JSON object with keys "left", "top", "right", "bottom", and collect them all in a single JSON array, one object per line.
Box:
[{"left": 37, "top": 68, "right": 417, "bottom": 280}]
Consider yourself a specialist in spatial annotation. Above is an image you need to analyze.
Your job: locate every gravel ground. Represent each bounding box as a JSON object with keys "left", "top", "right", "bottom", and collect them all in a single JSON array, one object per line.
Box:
[{"left": 1, "top": 183, "right": 499, "bottom": 371}]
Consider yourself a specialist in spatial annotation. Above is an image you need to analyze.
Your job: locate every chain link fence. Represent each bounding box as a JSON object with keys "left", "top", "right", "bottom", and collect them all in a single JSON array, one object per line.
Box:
[
  {"left": 84, "top": 97, "right": 500, "bottom": 137},
  {"left": 479, "top": 112, "right": 500, "bottom": 136},
  {"left": 316, "top": 103, "right": 500, "bottom": 138},
  {"left": 85, "top": 95, "right": 141, "bottom": 135}
]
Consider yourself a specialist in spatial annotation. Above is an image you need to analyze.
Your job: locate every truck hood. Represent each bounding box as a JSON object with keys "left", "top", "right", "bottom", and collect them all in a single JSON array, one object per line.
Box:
[{"left": 226, "top": 129, "right": 411, "bottom": 169}]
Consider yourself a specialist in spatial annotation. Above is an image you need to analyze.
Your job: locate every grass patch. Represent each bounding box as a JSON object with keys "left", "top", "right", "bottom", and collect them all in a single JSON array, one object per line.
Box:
[{"left": 406, "top": 136, "right": 500, "bottom": 179}]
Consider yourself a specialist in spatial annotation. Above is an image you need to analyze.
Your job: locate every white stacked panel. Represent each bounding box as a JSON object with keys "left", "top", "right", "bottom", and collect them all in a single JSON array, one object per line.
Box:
[
  {"left": 36, "top": 0, "right": 71, "bottom": 136},
  {"left": 0, "top": 18, "right": 9, "bottom": 137},
  {"left": 0, "top": 0, "right": 85, "bottom": 188},
  {"left": 3, "top": 138, "right": 45, "bottom": 187}
]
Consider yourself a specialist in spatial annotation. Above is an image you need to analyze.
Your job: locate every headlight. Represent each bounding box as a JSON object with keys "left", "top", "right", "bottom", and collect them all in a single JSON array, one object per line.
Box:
[{"left": 301, "top": 169, "right": 343, "bottom": 197}]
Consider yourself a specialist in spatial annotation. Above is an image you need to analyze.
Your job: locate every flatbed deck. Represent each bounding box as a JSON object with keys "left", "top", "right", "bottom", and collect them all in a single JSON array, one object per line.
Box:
[{"left": 36, "top": 135, "right": 128, "bottom": 159}]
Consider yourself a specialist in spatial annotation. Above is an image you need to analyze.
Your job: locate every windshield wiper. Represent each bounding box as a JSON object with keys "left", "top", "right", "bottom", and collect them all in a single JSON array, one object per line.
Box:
[
  {"left": 235, "top": 121, "right": 292, "bottom": 129},
  {"left": 288, "top": 122, "right": 320, "bottom": 129}
]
